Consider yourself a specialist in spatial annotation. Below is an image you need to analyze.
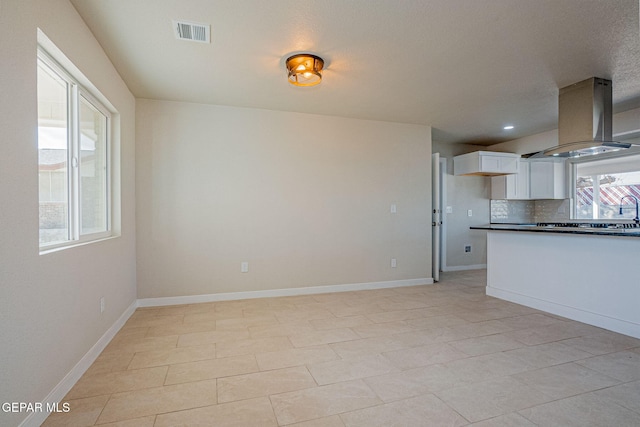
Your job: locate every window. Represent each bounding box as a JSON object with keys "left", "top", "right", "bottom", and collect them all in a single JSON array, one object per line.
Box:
[
  {"left": 37, "top": 48, "right": 111, "bottom": 249},
  {"left": 573, "top": 153, "right": 640, "bottom": 220}
]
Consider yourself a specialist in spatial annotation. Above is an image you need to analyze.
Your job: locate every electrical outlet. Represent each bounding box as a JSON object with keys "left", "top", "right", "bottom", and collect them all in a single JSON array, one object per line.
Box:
[
  {"left": 391, "top": 258, "right": 397, "bottom": 268},
  {"left": 100, "top": 297, "right": 105, "bottom": 314},
  {"left": 390, "top": 204, "right": 397, "bottom": 214},
  {"left": 446, "top": 206, "right": 453, "bottom": 214},
  {"left": 467, "top": 209, "right": 473, "bottom": 217},
  {"left": 241, "top": 262, "right": 249, "bottom": 273},
  {"left": 464, "top": 245, "right": 472, "bottom": 253}
]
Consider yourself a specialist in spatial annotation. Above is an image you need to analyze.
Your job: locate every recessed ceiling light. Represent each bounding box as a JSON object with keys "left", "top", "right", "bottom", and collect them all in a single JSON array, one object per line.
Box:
[{"left": 503, "top": 125, "right": 515, "bottom": 130}]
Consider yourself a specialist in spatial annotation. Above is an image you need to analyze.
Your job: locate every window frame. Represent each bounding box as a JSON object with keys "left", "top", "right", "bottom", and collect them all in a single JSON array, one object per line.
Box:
[
  {"left": 569, "top": 149, "right": 640, "bottom": 220},
  {"left": 37, "top": 47, "right": 112, "bottom": 252}
]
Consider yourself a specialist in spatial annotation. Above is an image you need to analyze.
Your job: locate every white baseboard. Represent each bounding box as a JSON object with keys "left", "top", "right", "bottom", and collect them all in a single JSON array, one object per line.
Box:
[
  {"left": 487, "top": 287, "right": 640, "bottom": 340},
  {"left": 20, "top": 300, "right": 137, "bottom": 427},
  {"left": 138, "top": 278, "right": 434, "bottom": 307},
  {"left": 442, "top": 264, "right": 486, "bottom": 272}
]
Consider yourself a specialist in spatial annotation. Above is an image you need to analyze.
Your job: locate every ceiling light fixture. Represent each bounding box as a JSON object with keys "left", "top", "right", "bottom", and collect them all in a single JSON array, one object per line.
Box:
[
  {"left": 285, "top": 54, "right": 324, "bottom": 87},
  {"left": 503, "top": 125, "right": 515, "bottom": 130}
]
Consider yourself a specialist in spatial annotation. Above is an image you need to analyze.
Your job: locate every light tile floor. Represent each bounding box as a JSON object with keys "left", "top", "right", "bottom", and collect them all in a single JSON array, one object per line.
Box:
[{"left": 43, "top": 270, "right": 640, "bottom": 426}]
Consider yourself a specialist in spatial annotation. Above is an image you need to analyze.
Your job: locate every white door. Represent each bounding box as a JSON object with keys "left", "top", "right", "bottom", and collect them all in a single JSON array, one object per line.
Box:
[{"left": 432, "top": 153, "right": 441, "bottom": 282}]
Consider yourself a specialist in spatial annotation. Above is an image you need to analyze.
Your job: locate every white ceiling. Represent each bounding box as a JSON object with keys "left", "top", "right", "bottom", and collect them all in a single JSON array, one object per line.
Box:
[{"left": 69, "top": 0, "right": 640, "bottom": 144}]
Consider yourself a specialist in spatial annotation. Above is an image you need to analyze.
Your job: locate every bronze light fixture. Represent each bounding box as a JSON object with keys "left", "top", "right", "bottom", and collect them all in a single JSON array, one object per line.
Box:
[{"left": 285, "top": 54, "right": 324, "bottom": 87}]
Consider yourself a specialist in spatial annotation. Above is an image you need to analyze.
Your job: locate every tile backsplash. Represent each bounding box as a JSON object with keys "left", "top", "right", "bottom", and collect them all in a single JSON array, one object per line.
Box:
[
  {"left": 490, "top": 200, "right": 534, "bottom": 223},
  {"left": 491, "top": 199, "right": 570, "bottom": 223},
  {"left": 535, "top": 199, "right": 571, "bottom": 222}
]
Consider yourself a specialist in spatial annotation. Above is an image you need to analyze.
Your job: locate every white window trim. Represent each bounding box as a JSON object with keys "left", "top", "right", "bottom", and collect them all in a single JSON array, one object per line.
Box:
[
  {"left": 37, "top": 47, "right": 113, "bottom": 253},
  {"left": 570, "top": 150, "right": 640, "bottom": 220}
]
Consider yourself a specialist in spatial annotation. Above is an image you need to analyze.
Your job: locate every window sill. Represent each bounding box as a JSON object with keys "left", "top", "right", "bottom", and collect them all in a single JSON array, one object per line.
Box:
[{"left": 39, "top": 234, "right": 118, "bottom": 255}]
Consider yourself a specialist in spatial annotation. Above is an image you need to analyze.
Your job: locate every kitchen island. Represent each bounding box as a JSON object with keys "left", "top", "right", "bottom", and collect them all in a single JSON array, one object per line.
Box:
[{"left": 473, "top": 225, "right": 640, "bottom": 339}]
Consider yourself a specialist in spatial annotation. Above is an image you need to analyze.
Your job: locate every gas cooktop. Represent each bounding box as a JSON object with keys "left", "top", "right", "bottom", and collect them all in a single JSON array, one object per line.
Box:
[{"left": 536, "top": 222, "right": 640, "bottom": 229}]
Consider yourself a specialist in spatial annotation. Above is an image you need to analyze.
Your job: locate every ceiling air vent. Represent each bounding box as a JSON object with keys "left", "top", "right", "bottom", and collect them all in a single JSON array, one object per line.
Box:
[{"left": 173, "top": 20, "right": 210, "bottom": 43}]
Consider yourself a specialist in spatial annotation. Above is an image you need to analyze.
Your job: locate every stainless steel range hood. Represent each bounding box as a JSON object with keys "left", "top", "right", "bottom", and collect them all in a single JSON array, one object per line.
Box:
[{"left": 540, "top": 77, "right": 631, "bottom": 158}]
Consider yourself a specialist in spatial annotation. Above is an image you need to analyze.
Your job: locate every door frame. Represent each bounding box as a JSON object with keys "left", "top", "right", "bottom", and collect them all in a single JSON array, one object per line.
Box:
[{"left": 439, "top": 157, "right": 447, "bottom": 273}]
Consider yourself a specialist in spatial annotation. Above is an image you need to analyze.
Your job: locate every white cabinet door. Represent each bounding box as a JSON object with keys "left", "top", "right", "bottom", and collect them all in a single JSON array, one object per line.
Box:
[
  {"left": 491, "top": 160, "right": 530, "bottom": 199},
  {"left": 480, "top": 155, "right": 502, "bottom": 172},
  {"left": 514, "top": 160, "right": 530, "bottom": 199},
  {"left": 454, "top": 151, "right": 520, "bottom": 176},
  {"left": 497, "top": 155, "right": 519, "bottom": 175},
  {"left": 530, "top": 161, "right": 565, "bottom": 199},
  {"left": 491, "top": 175, "right": 508, "bottom": 199}
]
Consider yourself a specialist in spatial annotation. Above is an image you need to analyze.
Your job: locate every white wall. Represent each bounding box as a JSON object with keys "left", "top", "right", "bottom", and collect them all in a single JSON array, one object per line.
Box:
[
  {"left": 489, "top": 129, "right": 557, "bottom": 155},
  {"left": 136, "top": 100, "right": 432, "bottom": 298},
  {"left": 0, "top": 1, "right": 136, "bottom": 425},
  {"left": 432, "top": 142, "right": 490, "bottom": 270}
]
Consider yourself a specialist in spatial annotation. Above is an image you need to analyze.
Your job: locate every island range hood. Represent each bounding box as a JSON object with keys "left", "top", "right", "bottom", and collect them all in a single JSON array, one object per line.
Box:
[{"left": 539, "top": 77, "right": 631, "bottom": 158}]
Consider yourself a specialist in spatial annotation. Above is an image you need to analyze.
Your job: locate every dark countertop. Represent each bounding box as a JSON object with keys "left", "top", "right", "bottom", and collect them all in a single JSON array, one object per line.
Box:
[{"left": 471, "top": 223, "right": 640, "bottom": 237}]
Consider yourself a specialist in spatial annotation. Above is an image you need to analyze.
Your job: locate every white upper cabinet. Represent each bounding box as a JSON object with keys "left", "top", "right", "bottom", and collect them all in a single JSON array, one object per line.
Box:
[
  {"left": 491, "top": 158, "right": 566, "bottom": 200},
  {"left": 529, "top": 160, "right": 566, "bottom": 199},
  {"left": 454, "top": 151, "right": 520, "bottom": 176},
  {"left": 491, "top": 159, "right": 530, "bottom": 200}
]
